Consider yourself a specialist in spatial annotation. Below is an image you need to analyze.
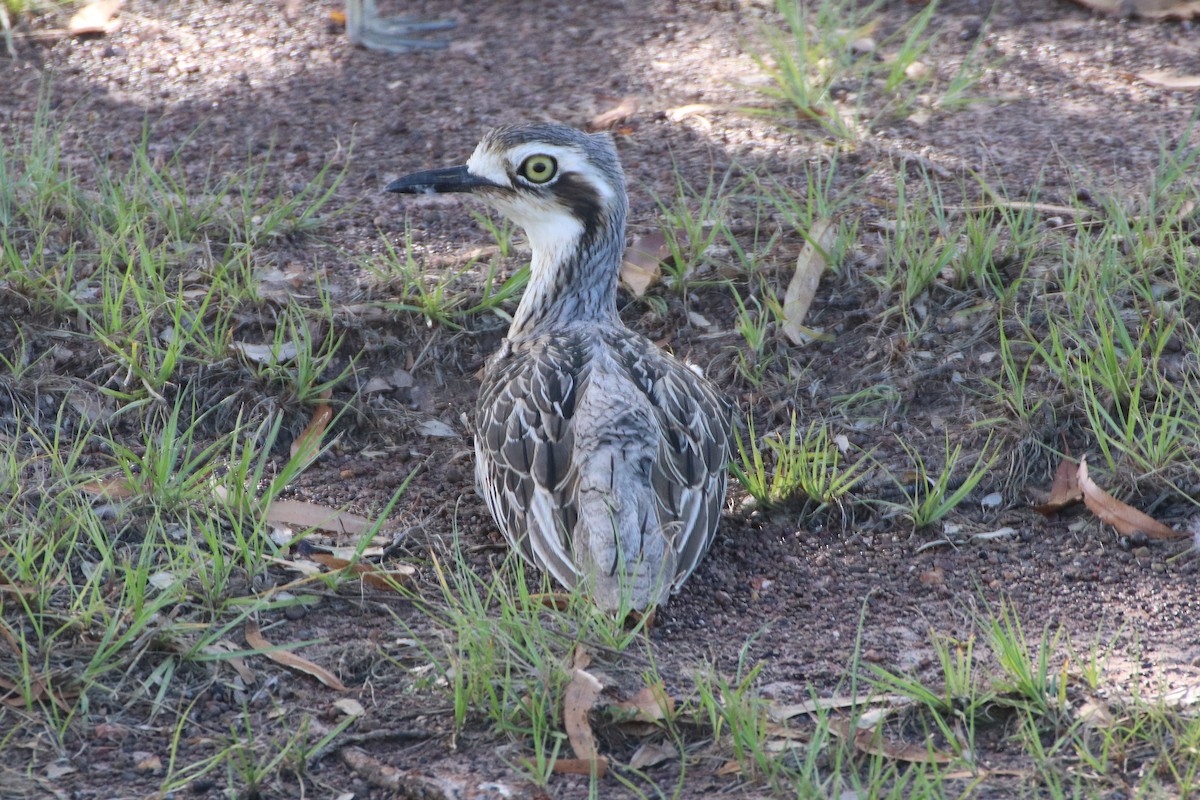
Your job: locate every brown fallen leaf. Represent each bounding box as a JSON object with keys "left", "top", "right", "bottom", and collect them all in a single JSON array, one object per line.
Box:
[
  {"left": 265, "top": 499, "right": 375, "bottom": 537},
  {"left": 589, "top": 96, "right": 639, "bottom": 131},
  {"left": 665, "top": 103, "right": 715, "bottom": 122},
  {"left": 829, "top": 718, "right": 954, "bottom": 764},
  {"left": 245, "top": 619, "right": 349, "bottom": 691},
  {"left": 77, "top": 474, "right": 143, "bottom": 498},
  {"left": 1138, "top": 70, "right": 1200, "bottom": 90},
  {"left": 290, "top": 390, "right": 333, "bottom": 462},
  {"left": 1068, "top": 0, "right": 1200, "bottom": 18},
  {"left": 609, "top": 683, "right": 674, "bottom": 723},
  {"left": 768, "top": 693, "right": 910, "bottom": 722},
  {"left": 1078, "top": 457, "right": 1182, "bottom": 540},
  {"left": 0, "top": 673, "right": 73, "bottom": 712},
  {"left": 782, "top": 217, "right": 836, "bottom": 345},
  {"left": 198, "top": 641, "right": 257, "bottom": 686},
  {"left": 621, "top": 231, "right": 668, "bottom": 296},
  {"left": 67, "top": 0, "right": 122, "bottom": 36},
  {"left": 309, "top": 552, "right": 415, "bottom": 591},
  {"left": 559, "top": 646, "right": 607, "bottom": 776},
  {"left": 628, "top": 740, "right": 678, "bottom": 770},
  {"left": 552, "top": 758, "right": 608, "bottom": 775},
  {"left": 341, "top": 747, "right": 460, "bottom": 795},
  {"left": 1034, "top": 457, "right": 1082, "bottom": 515}
]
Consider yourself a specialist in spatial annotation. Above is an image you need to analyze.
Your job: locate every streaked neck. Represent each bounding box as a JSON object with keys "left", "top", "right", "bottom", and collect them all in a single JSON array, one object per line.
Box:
[{"left": 508, "top": 208, "right": 625, "bottom": 337}]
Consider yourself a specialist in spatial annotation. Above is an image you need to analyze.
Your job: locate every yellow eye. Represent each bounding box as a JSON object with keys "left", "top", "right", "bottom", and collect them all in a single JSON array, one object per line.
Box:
[{"left": 519, "top": 155, "right": 557, "bottom": 185}]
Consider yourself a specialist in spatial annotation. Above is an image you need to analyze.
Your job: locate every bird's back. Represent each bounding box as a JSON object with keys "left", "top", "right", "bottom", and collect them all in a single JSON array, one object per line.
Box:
[{"left": 475, "top": 324, "right": 730, "bottom": 611}]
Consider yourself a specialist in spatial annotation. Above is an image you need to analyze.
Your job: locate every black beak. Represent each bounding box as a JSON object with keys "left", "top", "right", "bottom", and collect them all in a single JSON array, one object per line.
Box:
[{"left": 385, "top": 165, "right": 499, "bottom": 195}]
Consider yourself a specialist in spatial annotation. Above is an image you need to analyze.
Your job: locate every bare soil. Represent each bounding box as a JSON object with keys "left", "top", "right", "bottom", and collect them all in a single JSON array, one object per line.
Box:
[{"left": 2, "top": 1, "right": 1200, "bottom": 798}]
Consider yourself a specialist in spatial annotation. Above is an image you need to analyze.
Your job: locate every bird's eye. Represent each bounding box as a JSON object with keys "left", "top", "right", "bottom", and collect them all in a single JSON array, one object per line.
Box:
[{"left": 518, "top": 155, "right": 558, "bottom": 185}]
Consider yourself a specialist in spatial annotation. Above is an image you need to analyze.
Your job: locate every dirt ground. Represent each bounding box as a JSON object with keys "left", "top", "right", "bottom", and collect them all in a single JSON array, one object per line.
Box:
[{"left": 2, "top": 0, "right": 1200, "bottom": 797}]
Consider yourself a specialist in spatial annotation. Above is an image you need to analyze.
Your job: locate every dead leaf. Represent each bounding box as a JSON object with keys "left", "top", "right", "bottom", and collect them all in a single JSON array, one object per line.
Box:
[
  {"left": 589, "top": 96, "right": 639, "bottom": 131},
  {"left": 1034, "top": 457, "right": 1082, "bottom": 515},
  {"left": 610, "top": 683, "right": 674, "bottom": 723},
  {"left": 1078, "top": 457, "right": 1182, "bottom": 539},
  {"left": 416, "top": 419, "right": 458, "bottom": 438},
  {"left": 1137, "top": 70, "right": 1200, "bottom": 90},
  {"left": 666, "top": 103, "right": 715, "bottom": 122},
  {"left": 265, "top": 499, "right": 374, "bottom": 537},
  {"left": 782, "top": 217, "right": 836, "bottom": 345},
  {"left": 629, "top": 740, "right": 678, "bottom": 770},
  {"left": 291, "top": 390, "right": 333, "bottom": 462},
  {"left": 245, "top": 619, "right": 349, "bottom": 691},
  {"left": 0, "top": 673, "right": 73, "bottom": 712},
  {"left": 560, "top": 647, "right": 607, "bottom": 776},
  {"left": 769, "top": 693, "right": 910, "bottom": 722},
  {"left": 829, "top": 718, "right": 955, "bottom": 764},
  {"left": 133, "top": 753, "right": 162, "bottom": 772},
  {"left": 334, "top": 698, "right": 366, "bottom": 717},
  {"left": 198, "top": 641, "right": 256, "bottom": 686},
  {"left": 309, "top": 552, "right": 415, "bottom": 590},
  {"left": 230, "top": 340, "right": 299, "bottom": 365},
  {"left": 67, "top": 0, "right": 122, "bottom": 35},
  {"left": 77, "top": 474, "right": 142, "bottom": 498},
  {"left": 621, "top": 232, "right": 668, "bottom": 296},
  {"left": 1068, "top": 0, "right": 1200, "bottom": 19},
  {"left": 552, "top": 758, "right": 608, "bottom": 775}
]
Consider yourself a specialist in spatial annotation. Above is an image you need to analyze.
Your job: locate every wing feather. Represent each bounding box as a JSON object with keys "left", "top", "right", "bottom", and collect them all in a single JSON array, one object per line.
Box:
[
  {"left": 607, "top": 331, "right": 732, "bottom": 594},
  {"left": 475, "top": 334, "right": 588, "bottom": 583}
]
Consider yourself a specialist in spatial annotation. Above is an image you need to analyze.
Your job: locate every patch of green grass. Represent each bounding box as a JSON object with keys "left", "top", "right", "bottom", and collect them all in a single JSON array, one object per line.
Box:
[
  {"left": 650, "top": 166, "right": 738, "bottom": 292},
  {"left": 369, "top": 221, "right": 530, "bottom": 327},
  {"left": 732, "top": 410, "right": 871, "bottom": 509},
  {"left": 883, "top": 434, "right": 999, "bottom": 530},
  {"left": 749, "top": 0, "right": 989, "bottom": 139}
]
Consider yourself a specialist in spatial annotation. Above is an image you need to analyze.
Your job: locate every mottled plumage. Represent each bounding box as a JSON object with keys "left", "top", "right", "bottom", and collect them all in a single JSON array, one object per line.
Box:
[{"left": 387, "top": 123, "right": 730, "bottom": 611}]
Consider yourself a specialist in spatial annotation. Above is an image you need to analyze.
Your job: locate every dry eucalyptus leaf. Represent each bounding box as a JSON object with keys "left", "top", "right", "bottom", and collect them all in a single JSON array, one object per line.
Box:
[
  {"left": 1034, "top": 457, "right": 1082, "bottom": 515},
  {"left": 265, "top": 499, "right": 374, "bottom": 537},
  {"left": 1078, "top": 457, "right": 1181, "bottom": 539},
  {"left": 230, "top": 340, "right": 299, "bottom": 365},
  {"left": 244, "top": 620, "right": 349, "bottom": 692},
  {"left": 830, "top": 718, "right": 955, "bottom": 764},
  {"left": 629, "top": 740, "right": 678, "bottom": 770},
  {"left": 621, "top": 231, "right": 668, "bottom": 296},
  {"left": 291, "top": 390, "right": 333, "bottom": 462},
  {"left": 1138, "top": 70, "right": 1200, "bottom": 90},
  {"left": 309, "top": 552, "right": 415, "bottom": 590},
  {"left": 666, "top": 103, "right": 715, "bottom": 122},
  {"left": 416, "top": 418, "right": 458, "bottom": 438},
  {"left": 1069, "top": 0, "right": 1200, "bottom": 17},
  {"left": 782, "top": 217, "right": 836, "bottom": 345},
  {"left": 77, "top": 475, "right": 141, "bottom": 498},
  {"left": 68, "top": 0, "right": 122, "bottom": 35},
  {"left": 560, "top": 647, "right": 607, "bottom": 776},
  {"left": 333, "top": 698, "right": 366, "bottom": 718},
  {"left": 610, "top": 684, "right": 674, "bottom": 723},
  {"left": 589, "top": 96, "right": 639, "bottom": 131}
]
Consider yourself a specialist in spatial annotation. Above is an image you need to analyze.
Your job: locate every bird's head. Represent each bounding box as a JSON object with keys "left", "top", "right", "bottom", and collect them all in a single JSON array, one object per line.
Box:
[{"left": 386, "top": 123, "right": 627, "bottom": 255}]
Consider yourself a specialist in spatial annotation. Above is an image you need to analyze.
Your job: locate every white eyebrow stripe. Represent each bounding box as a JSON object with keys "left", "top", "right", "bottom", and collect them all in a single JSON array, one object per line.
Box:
[{"left": 467, "top": 142, "right": 614, "bottom": 206}]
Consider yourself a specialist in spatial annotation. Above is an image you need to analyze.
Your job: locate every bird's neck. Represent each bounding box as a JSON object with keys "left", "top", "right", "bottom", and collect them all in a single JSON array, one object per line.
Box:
[{"left": 508, "top": 210, "right": 625, "bottom": 337}]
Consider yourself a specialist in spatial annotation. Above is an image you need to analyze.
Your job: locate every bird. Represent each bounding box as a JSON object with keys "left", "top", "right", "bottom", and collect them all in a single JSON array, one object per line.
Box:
[
  {"left": 343, "top": 0, "right": 454, "bottom": 53},
  {"left": 386, "top": 123, "right": 731, "bottom": 612}
]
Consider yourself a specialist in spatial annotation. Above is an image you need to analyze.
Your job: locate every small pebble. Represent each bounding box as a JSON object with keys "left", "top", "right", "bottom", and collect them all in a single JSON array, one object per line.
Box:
[{"left": 850, "top": 36, "right": 876, "bottom": 55}]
